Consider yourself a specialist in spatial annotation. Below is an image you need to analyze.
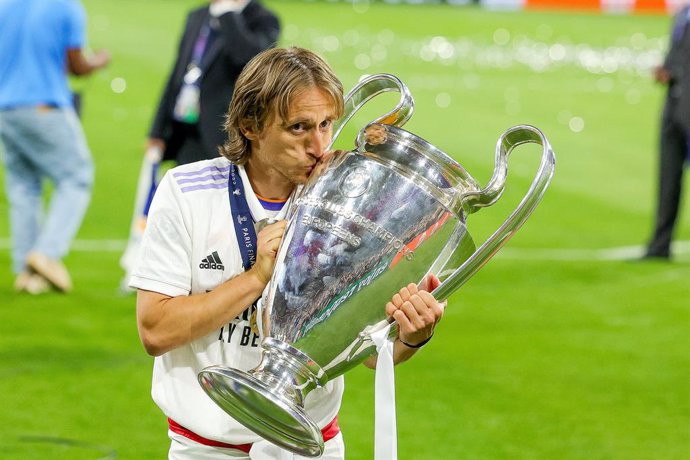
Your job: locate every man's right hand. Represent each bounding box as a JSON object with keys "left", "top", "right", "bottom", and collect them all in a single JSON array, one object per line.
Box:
[{"left": 249, "top": 220, "right": 287, "bottom": 286}]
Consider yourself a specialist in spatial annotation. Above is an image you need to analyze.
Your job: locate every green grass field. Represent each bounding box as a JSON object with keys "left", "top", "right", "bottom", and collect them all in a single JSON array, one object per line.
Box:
[{"left": 1, "top": 1, "right": 688, "bottom": 458}]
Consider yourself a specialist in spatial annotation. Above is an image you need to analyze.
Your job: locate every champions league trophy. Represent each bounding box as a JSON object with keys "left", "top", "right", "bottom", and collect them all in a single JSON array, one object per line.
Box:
[{"left": 198, "top": 75, "right": 556, "bottom": 456}]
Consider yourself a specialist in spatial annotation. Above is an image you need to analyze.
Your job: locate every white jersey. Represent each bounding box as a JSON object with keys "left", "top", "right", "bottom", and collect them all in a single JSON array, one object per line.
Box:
[{"left": 130, "top": 157, "right": 344, "bottom": 444}]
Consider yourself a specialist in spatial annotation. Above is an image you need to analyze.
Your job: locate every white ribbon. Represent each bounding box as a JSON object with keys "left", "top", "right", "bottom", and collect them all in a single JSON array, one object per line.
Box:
[
  {"left": 371, "top": 323, "right": 397, "bottom": 460},
  {"left": 249, "top": 440, "right": 294, "bottom": 460}
]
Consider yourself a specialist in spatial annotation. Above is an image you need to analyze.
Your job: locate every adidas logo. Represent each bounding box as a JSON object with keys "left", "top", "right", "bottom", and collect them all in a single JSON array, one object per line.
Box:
[{"left": 199, "top": 251, "right": 224, "bottom": 270}]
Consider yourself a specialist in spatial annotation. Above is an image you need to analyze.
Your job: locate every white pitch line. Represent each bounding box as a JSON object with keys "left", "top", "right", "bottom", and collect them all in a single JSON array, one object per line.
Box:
[
  {"left": 0, "top": 238, "right": 127, "bottom": 252},
  {"left": 499, "top": 241, "right": 690, "bottom": 261},
  {"left": 0, "top": 238, "right": 688, "bottom": 261},
  {"left": 500, "top": 245, "right": 644, "bottom": 261}
]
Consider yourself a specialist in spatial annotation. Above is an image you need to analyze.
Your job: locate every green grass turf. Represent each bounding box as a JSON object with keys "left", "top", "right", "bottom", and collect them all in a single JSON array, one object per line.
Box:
[{"left": 0, "top": 0, "right": 688, "bottom": 458}]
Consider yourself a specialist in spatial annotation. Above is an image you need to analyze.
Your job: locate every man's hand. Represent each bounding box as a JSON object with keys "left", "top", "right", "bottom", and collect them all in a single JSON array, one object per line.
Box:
[
  {"left": 67, "top": 48, "right": 111, "bottom": 76},
  {"left": 89, "top": 49, "right": 111, "bottom": 69},
  {"left": 248, "top": 220, "right": 287, "bottom": 286},
  {"left": 146, "top": 138, "right": 165, "bottom": 161},
  {"left": 386, "top": 274, "right": 445, "bottom": 348},
  {"left": 653, "top": 65, "right": 671, "bottom": 85}
]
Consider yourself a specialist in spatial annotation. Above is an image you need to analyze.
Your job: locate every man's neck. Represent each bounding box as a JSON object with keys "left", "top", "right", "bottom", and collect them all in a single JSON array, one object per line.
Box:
[{"left": 244, "top": 160, "right": 295, "bottom": 201}]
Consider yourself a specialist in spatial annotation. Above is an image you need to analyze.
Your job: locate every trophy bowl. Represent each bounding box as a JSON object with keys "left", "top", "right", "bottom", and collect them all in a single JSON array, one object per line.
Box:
[{"left": 199, "top": 121, "right": 555, "bottom": 456}]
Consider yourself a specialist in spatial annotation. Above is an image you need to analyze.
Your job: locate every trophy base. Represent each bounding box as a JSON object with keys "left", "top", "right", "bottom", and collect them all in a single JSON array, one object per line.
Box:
[{"left": 198, "top": 366, "right": 324, "bottom": 457}]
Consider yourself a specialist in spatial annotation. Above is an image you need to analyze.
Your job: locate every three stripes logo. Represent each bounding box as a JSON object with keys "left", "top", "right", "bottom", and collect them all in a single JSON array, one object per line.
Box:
[{"left": 200, "top": 251, "right": 224, "bottom": 270}]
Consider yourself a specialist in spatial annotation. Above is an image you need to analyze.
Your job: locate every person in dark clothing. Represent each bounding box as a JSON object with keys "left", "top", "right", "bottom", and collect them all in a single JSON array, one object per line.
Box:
[
  {"left": 148, "top": 0, "right": 280, "bottom": 165},
  {"left": 644, "top": 4, "right": 690, "bottom": 260}
]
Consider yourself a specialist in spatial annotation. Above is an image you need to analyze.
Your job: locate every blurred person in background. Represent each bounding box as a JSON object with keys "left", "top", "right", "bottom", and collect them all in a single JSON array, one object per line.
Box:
[
  {"left": 148, "top": 0, "right": 280, "bottom": 165},
  {"left": 0, "top": 0, "right": 110, "bottom": 294},
  {"left": 119, "top": 0, "right": 280, "bottom": 293},
  {"left": 644, "top": 3, "right": 690, "bottom": 260}
]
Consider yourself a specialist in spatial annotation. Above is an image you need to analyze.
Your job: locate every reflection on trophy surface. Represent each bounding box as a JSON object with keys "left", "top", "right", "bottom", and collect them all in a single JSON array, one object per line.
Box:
[
  {"left": 363, "top": 123, "right": 388, "bottom": 145},
  {"left": 199, "top": 78, "right": 556, "bottom": 457}
]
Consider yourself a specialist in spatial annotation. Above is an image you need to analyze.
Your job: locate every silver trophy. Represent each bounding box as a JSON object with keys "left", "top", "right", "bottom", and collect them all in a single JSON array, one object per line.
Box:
[{"left": 199, "top": 77, "right": 555, "bottom": 457}]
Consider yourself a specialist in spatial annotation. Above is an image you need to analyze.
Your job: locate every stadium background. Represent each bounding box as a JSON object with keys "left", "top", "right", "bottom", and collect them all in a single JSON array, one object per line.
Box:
[{"left": 0, "top": 0, "right": 688, "bottom": 458}]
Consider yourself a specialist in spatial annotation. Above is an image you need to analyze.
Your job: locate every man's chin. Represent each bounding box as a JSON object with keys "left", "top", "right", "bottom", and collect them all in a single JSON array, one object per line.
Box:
[
  {"left": 291, "top": 174, "right": 309, "bottom": 186},
  {"left": 301, "top": 169, "right": 316, "bottom": 182}
]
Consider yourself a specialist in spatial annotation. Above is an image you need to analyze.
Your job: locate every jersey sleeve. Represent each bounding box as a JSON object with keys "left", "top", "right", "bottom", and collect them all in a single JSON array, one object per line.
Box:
[
  {"left": 129, "top": 171, "right": 194, "bottom": 297},
  {"left": 64, "top": 0, "right": 86, "bottom": 49}
]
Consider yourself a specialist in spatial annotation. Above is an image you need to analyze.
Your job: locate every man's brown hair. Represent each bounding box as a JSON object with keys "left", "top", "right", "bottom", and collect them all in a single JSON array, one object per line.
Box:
[{"left": 220, "top": 47, "right": 344, "bottom": 164}]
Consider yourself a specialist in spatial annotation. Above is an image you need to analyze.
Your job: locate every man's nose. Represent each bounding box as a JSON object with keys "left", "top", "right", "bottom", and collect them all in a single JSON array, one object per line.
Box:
[{"left": 307, "top": 130, "right": 328, "bottom": 158}]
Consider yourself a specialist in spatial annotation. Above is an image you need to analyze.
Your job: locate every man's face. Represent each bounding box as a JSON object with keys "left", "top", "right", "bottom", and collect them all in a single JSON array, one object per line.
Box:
[{"left": 245, "top": 86, "right": 338, "bottom": 186}]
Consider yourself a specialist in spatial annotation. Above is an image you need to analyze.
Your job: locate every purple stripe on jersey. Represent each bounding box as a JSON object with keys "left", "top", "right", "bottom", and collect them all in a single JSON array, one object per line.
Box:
[
  {"left": 180, "top": 182, "right": 229, "bottom": 193},
  {"left": 258, "top": 198, "right": 286, "bottom": 212},
  {"left": 176, "top": 172, "right": 229, "bottom": 185},
  {"left": 173, "top": 165, "right": 231, "bottom": 178}
]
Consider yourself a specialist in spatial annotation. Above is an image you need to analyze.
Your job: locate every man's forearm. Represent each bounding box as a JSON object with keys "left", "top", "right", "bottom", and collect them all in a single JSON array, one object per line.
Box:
[{"left": 136, "top": 269, "right": 266, "bottom": 356}]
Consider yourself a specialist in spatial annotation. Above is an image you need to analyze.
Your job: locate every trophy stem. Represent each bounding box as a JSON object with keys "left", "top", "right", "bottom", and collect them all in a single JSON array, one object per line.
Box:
[
  {"left": 254, "top": 337, "right": 324, "bottom": 405},
  {"left": 198, "top": 338, "right": 326, "bottom": 457}
]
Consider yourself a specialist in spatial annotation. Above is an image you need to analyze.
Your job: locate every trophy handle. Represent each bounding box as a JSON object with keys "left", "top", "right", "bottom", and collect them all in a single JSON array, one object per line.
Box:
[
  {"left": 328, "top": 73, "right": 414, "bottom": 150},
  {"left": 431, "top": 125, "right": 556, "bottom": 300}
]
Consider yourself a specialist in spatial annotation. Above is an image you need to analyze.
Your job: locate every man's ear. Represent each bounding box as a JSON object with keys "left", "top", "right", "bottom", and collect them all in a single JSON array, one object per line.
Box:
[{"left": 240, "top": 120, "right": 259, "bottom": 141}]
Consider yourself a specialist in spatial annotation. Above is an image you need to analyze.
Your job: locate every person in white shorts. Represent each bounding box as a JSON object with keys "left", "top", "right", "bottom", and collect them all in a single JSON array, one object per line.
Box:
[{"left": 130, "top": 46, "right": 444, "bottom": 460}]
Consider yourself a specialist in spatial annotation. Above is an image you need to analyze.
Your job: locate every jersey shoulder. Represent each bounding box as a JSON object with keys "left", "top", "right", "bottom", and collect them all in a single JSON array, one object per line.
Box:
[{"left": 167, "top": 157, "right": 232, "bottom": 197}]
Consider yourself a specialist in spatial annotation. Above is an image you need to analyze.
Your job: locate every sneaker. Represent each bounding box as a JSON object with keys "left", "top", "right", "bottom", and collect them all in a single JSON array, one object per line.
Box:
[
  {"left": 14, "top": 271, "right": 51, "bottom": 295},
  {"left": 26, "top": 252, "right": 73, "bottom": 292},
  {"left": 25, "top": 274, "right": 51, "bottom": 295},
  {"left": 13, "top": 271, "right": 33, "bottom": 292}
]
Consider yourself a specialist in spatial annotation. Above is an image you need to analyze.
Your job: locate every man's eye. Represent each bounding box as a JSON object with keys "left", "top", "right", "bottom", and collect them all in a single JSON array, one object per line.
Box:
[
  {"left": 319, "top": 120, "right": 332, "bottom": 130},
  {"left": 290, "top": 123, "right": 307, "bottom": 133}
]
